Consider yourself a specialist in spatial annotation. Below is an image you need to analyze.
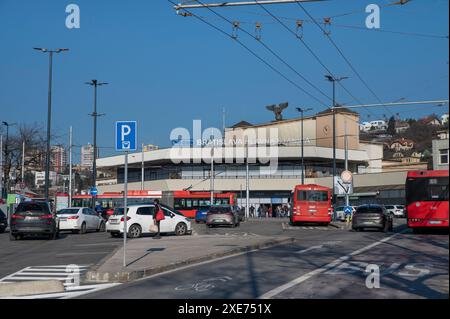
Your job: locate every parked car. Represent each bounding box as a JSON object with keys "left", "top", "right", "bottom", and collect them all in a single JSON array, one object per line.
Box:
[
  {"left": 206, "top": 205, "right": 240, "bottom": 228},
  {"left": 352, "top": 204, "right": 393, "bottom": 232},
  {"left": 9, "top": 201, "right": 59, "bottom": 240},
  {"left": 195, "top": 207, "right": 210, "bottom": 223},
  {"left": 384, "top": 205, "right": 405, "bottom": 218},
  {"left": 0, "top": 208, "right": 7, "bottom": 233},
  {"left": 106, "top": 204, "right": 192, "bottom": 238},
  {"left": 57, "top": 207, "right": 106, "bottom": 234}
]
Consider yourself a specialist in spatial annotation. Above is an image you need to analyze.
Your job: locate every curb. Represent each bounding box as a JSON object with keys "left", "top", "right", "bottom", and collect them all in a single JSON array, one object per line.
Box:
[
  {"left": 85, "top": 237, "right": 295, "bottom": 283},
  {"left": 0, "top": 280, "right": 64, "bottom": 298}
]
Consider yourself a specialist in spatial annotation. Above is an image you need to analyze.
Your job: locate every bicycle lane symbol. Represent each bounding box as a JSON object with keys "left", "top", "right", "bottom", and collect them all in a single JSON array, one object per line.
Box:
[{"left": 175, "top": 276, "right": 233, "bottom": 293}]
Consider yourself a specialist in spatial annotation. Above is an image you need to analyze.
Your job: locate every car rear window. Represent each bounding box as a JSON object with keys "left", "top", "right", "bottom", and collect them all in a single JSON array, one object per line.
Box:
[
  {"left": 112, "top": 208, "right": 130, "bottom": 215},
  {"left": 0, "top": 209, "right": 5, "bottom": 218},
  {"left": 57, "top": 208, "right": 79, "bottom": 215},
  {"left": 209, "top": 206, "right": 232, "bottom": 214},
  {"left": 357, "top": 206, "right": 383, "bottom": 214},
  {"left": 15, "top": 203, "right": 50, "bottom": 215},
  {"left": 385, "top": 206, "right": 394, "bottom": 209}
]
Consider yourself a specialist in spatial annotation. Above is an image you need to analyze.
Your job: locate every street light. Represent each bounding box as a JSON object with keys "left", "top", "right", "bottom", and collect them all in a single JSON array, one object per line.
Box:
[
  {"left": 1, "top": 122, "right": 17, "bottom": 198},
  {"left": 34, "top": 47, "right": 69, "bottom": 201},
  {"left": 85, "top": 80, "right": 108, "bottom": 209},
  {"left": 325, "top": 75, "right": 348, "bottom": 218},
  {"left": 295, "top": 107, "right": 312, "bottom": 185}
]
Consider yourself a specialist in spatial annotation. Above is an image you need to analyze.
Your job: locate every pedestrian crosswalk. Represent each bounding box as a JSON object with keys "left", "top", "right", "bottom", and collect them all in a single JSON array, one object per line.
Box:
[
  {"left": 0, "top": 265, "right": 121, "bottom": 299},
  {"left": 282, "top": 222, "right": 348, "bottom": 231},
  {"left": 0, "top": 265, "right": 89, "bottom": 287}
]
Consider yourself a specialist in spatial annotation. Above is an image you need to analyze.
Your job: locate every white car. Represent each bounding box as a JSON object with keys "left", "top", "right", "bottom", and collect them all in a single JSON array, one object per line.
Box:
[
  {"left": 57, "top": 207, "right": 106, "bottom": 234},
  {"left": 106, "top": 204, "right": 192, "bottom": 238},
  {"left": 384, "top": 205, "right": 405, "bottom": 218}
]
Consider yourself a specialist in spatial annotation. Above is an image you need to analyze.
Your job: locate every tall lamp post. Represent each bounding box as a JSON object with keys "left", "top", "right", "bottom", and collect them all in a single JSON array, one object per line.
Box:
[
  {"left": 325, "top": 75, "right": 348, "bottom": 218},
  {"left": 34, "top": 48, "right": 69, "bottom": 201},
  {"left": 85, "top": 80, "right": 108, "bottom": 209},
  {"left": 296, "top": 107, "right": 312, "bottom": 185}
]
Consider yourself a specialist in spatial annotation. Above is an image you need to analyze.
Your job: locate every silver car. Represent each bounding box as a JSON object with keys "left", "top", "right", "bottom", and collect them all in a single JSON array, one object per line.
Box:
[{"left": 206, "top": 205, "right": 240, "bottom": 228}]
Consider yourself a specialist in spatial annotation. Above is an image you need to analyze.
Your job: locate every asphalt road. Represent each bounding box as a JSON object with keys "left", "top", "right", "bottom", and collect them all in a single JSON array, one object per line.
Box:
[
  {"left": 0, "top": 230, "right": 123, "bottom": 280},
  {"left": 81, "top": 219, "right": 449, "bottom": 299},
  {"left": 0, "top": 218, "right": 447, "bottom": 299}
]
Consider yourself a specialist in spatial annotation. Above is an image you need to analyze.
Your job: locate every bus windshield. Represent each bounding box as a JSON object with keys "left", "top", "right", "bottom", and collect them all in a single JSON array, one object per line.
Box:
[
  {"left": 406, "top": 177, "right": 449, "bottom": 203},
  {"left": 296, "top": 190, "right": 328, "bottom": 202}
]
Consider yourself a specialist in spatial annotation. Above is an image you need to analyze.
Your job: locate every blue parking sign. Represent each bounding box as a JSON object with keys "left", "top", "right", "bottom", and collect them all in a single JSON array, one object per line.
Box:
[{"left": 116, "top": 121, "right": 137, "bottom": 152}]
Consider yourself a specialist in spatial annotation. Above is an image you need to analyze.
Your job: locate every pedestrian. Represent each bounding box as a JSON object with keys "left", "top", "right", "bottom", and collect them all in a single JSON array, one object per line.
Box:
[
  {"left": 152, "top": 199, "right": 165, "bottom": 239},
  {"left": 250, "top": 205, "right": 255, "bottom": 218},
  {"left": 257, "top": 205, "right": 262, "bottom": 218}
]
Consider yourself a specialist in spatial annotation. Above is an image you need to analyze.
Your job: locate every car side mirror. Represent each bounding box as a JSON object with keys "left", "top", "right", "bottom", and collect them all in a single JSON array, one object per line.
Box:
[{"left": 170, "top": 213, "right": 175, "bottom": 218}]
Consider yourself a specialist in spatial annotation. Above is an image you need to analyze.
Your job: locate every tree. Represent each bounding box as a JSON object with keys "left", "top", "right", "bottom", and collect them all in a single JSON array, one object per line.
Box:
[{"left": 387, "top": 116, "right": 396, "bottom": 136}]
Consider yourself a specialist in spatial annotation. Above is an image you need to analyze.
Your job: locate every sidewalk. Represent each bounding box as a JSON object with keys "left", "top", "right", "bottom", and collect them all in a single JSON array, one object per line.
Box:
[{"left": 85, "top": 234, "right": 294, "bottom": 283}]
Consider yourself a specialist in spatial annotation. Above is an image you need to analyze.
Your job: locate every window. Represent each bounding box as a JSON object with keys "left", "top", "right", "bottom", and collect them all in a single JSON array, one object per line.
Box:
[
  {"left": 439, "top": 149, "right": 449, "bottom": 165},
  {"left": 137, "top": 207, "right": 154, "bottom": 216},
  {"left": 296, "top": 191, "right": 328, "bottom": 202}
]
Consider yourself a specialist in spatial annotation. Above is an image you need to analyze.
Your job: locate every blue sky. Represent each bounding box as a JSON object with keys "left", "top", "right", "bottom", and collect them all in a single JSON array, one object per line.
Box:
[{"left": 0, "top": 0, "right": 448, "bottom": 160}]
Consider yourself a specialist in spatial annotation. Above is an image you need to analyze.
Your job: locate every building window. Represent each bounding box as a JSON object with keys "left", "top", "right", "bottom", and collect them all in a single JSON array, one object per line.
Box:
[{"left": 439, "top": 149, "right": 449, "bottom": 165}]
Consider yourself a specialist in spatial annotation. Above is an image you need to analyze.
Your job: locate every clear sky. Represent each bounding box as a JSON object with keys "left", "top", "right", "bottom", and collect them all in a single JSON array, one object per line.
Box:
[{"left": 0, "top": 0, "right": 448, "bottom": 161}]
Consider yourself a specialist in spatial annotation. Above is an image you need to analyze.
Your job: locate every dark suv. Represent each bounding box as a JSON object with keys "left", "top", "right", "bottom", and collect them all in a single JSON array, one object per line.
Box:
[
  {"left": 352, "top": 204, "right": 393, "bottom": 232},
  {"left": 0, "top": 208, "right": 7, "bottom": 233},
  {"left": 10, "top": 202, "right": 59, "bottom": 240}
]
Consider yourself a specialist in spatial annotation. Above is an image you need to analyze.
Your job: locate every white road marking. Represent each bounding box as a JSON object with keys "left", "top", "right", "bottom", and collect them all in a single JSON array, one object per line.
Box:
[
  {"left": 0, "top": 265, "right": 89, "bottom": 285},
  {"left": 259, "top": 231, "right": 405, "bottom": 299},
  {"left": 1, "top": 283, "right": 122, "bottom": 299}
]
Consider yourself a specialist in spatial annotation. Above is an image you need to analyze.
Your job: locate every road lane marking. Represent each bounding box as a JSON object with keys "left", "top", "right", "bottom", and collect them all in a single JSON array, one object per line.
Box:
[{"left": 259, "top": 231, "right": 405, "bottom": 299}]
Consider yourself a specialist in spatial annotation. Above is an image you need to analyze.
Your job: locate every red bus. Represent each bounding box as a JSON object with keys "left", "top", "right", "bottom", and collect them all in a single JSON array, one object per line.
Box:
[
  {"left": 406, "top": 170, "right": 449, "bottom": 231},
  {"left": 72, "top": 190, "right": 163, "bottom": 210},
  {"left": 173, "top": 191, "right": 237, "bottom": 218},
  {"left": 289, "top": 184, "right": 332, "bottom": 225},
  {"left": 72, "top": 190, "right": 237, "bottom": 219}
]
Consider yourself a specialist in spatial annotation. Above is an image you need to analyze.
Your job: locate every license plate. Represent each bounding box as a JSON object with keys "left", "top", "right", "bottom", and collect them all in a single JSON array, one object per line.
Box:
[
  {"left": 25, "top": 216, "right": 39, "bottom": 221},
  {"left": 110, "top": 220, "right": 120, "bottom": 224},
  {"left": 214, "top": 219, "right": 225, "bottom": 222},
  {"left": 59, "top": 218, "right": 67, "bottom": 221},
  {"left": 429, "top": 221, "right": 442, "bottom": 225}
]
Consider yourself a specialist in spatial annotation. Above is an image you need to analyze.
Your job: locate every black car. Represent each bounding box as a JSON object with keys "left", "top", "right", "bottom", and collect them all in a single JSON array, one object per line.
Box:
[
  {"left": 0, "top": 208, "right": 7, "bottom": 233},
  {"left": 352, "top": 204, "right": 393, "bottom": 232},
  {"left": 10, "top": 201, "right": 59, "bottom": 240}
]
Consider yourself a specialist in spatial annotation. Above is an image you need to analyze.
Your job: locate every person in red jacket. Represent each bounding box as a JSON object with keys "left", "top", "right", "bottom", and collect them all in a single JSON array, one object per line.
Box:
[{"left": 152, "top": 199, "right": 165, "bottom": 239}]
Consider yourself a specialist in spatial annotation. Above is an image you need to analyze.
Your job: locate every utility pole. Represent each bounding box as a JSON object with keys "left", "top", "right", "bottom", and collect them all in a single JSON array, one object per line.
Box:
[
  {"left": 325, "top": 75, "right": 348, "bottom": 220},
  {"left": 245, "top": 138, "right": 250, "bottom": 219},
  {"left": 0, "top": 135, "right": 3, "bottom": 199},
  {"left": 296, "top": 107, "right": 312, "bottom": 185},
  {"left": 210, "top": 147, "right": 214, "bottom": 206},
  {"left": 85, "top": 79, "right": 108, "bottom": 208},
  {"left": 33, "top": 48, "right": 69, "bottom": 201},
  {"left": 21, "top": 141, "right": 25, "bottom": 183},
  {"left": 69, "top": 126, "right": 73, "bottom": 207},
  {"left": 141, "top": 143, "right": 145, "bottom": 191},
  {"left": 344, "top": 120, "right": 349, "bottom": 208}
]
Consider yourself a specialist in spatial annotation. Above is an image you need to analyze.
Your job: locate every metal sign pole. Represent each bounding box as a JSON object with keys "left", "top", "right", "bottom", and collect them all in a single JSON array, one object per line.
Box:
[{"left": 123, "top": 151, "right": 128, "bottom": 268}]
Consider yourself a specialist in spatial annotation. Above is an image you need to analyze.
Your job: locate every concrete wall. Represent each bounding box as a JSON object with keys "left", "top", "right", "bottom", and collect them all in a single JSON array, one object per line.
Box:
[{"left": 316, "top": 112, "right": 359, "bottom": 150}]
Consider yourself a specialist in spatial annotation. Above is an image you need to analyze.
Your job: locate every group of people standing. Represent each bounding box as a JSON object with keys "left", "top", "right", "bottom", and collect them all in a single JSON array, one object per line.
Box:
[{"left": 248, "top": 204, "right": 290, "bottom": 218}]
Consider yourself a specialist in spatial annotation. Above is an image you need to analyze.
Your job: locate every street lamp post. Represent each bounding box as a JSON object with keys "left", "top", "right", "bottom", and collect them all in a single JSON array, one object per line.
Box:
[
  {"left": 325, "top": 75, "right": 348, "bottom": 219},
  {"left": 296, "top": 107, "right": 312, "bottom": 185},
  {"left": 85, "top": 80, "right": 108, "bottom": 209},
  {"left": 34, "top": 48, "right": 69, "bottom": 201}
]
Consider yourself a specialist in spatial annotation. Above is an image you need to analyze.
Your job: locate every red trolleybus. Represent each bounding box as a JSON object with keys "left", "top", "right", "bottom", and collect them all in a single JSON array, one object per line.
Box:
[
  {"left": 290, "top": 184, "right": 332, "bottom": 226},
  {"left": 406, "top": 170, "right": 449, "bottom": 231},
  {"left": 72, "top": 190, "right": 162, "bottom": 210},
  {"left": 173, "top": 191, "right": 237, "bottom": 218}
]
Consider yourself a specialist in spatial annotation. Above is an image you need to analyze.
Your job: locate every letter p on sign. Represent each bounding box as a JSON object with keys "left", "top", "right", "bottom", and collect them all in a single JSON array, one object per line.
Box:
[{"left": 116, "top": 121, "right": 137, "bottom": 152}]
